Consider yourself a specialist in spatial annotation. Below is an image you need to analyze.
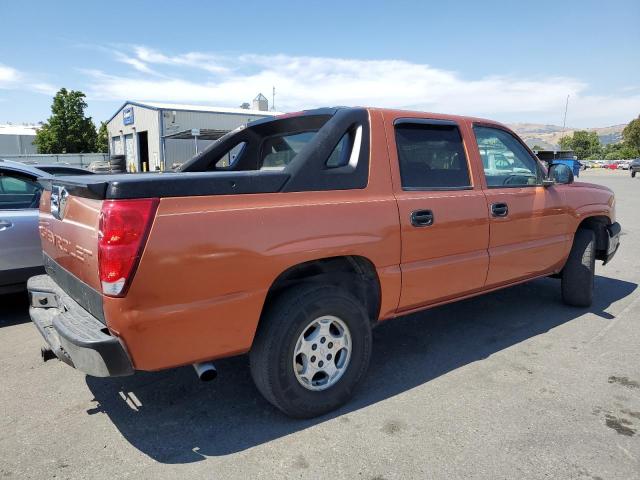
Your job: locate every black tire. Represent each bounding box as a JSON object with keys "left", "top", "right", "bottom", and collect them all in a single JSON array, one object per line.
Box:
[
  {"left": 109, "top": 155, "right": 126, "bottom": 170},
  {"left": 250, "top": 284, "right": 372, "bottom": 418},
  {"left": 561, "top": 229, "right": 596, "bottom": 307}
]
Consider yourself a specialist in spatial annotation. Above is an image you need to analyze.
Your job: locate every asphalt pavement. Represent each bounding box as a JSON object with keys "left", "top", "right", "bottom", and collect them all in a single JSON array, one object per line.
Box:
[{"left": 1, "top": 169, "right": 639, "bottom": 479}]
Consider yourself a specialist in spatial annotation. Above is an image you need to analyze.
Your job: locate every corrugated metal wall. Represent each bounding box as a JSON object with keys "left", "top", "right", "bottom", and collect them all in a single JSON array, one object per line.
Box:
[
  {"left": 162, "top": 110, "right": 268, "bottom": 167},
  {"left": 107, "top": 103, "right": 273, "bottom": 171},
  {"left": 2, "top": 153, "right": 108, "bottom": 167},
  {"left": 0, "top": 134, "right": 38, "bottom": 155}
]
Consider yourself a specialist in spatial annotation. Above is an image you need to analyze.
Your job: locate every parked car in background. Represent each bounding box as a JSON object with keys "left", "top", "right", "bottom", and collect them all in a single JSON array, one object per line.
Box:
[
  {"left": 32, "top": 165, "right": 93, "bottom": 176},
  {"left": 618, "top": 160, "right": 630, "bottom": 170},
  {"left": 631, "top": 158, "right": 640, "bottom": 178},
  {"left": 0, "top": 159, "right": 92, "bottom": 293}
]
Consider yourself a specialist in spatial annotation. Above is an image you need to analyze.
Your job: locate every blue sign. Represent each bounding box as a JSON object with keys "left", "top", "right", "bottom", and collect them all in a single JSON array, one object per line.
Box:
[{"left": 123, "top": 106, "right": 134, "bottom": 125}]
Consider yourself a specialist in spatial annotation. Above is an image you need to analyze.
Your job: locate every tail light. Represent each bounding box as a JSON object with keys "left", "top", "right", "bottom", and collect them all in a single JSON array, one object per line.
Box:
[{"left": 98, "top": 198, "right": 159, "bottom": 297}]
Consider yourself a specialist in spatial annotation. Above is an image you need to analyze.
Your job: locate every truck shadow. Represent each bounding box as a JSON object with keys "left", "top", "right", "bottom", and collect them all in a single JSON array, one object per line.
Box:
[
  {"left": 0, "top": 292, "right": 30, "bottom": 327},
  {"left": 85, "top": 275, "right": 636, "bottom": 463}
]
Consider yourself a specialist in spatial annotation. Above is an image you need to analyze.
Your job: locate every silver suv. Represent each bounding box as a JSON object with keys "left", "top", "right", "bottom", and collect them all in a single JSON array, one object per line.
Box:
[{"left": 0, "top": 159, "right": 91, "bottom": 293}]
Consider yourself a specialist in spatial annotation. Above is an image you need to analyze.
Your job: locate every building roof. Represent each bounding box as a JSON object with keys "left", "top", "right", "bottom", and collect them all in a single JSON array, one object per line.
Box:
[
  {"left": 0, "top": 124, "right": 39, "bottom": 136},
  {"left": 107, "top": 100, "right": 281, "bottom": 124}
]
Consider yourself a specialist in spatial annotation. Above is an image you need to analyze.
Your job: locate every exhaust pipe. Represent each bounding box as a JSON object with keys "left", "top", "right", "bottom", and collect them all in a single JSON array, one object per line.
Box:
[{"left": 193, "top": 362, "right": 217, "bottom": 381}]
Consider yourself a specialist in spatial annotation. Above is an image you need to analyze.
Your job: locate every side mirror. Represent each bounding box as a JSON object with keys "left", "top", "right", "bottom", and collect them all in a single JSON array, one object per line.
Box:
[{"left": 547, "top": 163, "right": 574, "bottom": 186}]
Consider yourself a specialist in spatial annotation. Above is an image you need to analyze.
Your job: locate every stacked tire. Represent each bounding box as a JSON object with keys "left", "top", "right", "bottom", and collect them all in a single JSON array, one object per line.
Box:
[{"left": 108, "top": 155, "right": 126, "bottom": 174}]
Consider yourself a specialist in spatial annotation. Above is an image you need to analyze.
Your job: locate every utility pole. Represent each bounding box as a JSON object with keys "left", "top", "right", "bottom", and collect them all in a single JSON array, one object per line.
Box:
[
  {"left": 562, "top": 94, "right": 570, "bottom": 132},
  {"left": 272, "top": 86, "right": 276, "bottom": 111}
]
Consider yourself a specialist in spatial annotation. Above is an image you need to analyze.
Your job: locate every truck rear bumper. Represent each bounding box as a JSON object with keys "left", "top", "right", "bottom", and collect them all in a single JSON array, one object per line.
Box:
[
  {"left": 603, "top": 222, "right": 621, "bottom": 265},
  {"left": 27, "top": 274, "right": 134, "bottom": 377}
]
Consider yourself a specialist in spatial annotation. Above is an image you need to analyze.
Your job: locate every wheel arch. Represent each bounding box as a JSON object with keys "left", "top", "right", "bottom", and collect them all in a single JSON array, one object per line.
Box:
[
  {"left": 576, "top": 215, "right": 611, "bottom": 261},
  {"left": 260, "top": 255, "right": 382, "bottom": 327}
]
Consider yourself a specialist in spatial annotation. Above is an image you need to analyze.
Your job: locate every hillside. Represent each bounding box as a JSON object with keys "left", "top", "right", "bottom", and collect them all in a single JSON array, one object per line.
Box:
[{"left": 508, "top": 123, "right": 626, "bottom": 150}]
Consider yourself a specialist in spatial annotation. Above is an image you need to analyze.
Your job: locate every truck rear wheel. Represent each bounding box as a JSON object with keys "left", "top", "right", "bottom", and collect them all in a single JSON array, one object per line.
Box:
[
  {"left": 250, "top": 284, "right": 372, "bottom": 418},
  {"left": 561, "top": 229, "right": 596, "bottom": 307}
]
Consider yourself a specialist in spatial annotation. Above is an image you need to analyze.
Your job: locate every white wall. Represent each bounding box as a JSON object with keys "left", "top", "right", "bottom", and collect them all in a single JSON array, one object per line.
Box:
[{"left": 106, "top": 104, "right": 161, "bottom": 171}]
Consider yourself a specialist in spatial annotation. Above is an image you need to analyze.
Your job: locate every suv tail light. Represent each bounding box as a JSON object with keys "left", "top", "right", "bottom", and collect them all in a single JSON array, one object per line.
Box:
[{"left": 98, "top": 198, "right": 159, "bottom": 297}]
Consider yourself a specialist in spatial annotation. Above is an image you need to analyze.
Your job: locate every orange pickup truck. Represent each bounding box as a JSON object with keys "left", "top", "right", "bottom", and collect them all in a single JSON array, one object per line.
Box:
[{"left": 28, "top": 107, "right": 620, "bottom": 418}]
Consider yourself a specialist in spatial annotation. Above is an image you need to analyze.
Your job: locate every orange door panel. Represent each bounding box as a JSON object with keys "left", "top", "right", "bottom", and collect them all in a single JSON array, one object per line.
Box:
[
  {"left": 395, "top": 190, "right": 490, "bottom": 309},
  {"left": 469, "top": 123, "right": 571, "bottom": 287},
  {"left": 382, "top": 113, "right": 490, "bottom": 311},
  {"left": 483, "top": 186, "right": 569, "bottom": 286}
]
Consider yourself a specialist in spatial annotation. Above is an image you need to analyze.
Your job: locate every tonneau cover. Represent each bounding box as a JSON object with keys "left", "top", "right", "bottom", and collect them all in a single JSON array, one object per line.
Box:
[{"left": 38, "top": 170, "right": 290, "bottom": 200}]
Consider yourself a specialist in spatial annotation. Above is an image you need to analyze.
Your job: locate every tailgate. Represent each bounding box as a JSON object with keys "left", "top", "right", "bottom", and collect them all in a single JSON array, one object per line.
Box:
[{"left": 38, "top": 186, "right": 103, "bottom": 294}]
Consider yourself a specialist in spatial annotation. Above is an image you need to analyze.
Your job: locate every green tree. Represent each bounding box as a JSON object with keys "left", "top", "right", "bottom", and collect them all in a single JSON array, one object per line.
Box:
[
  {"left": 34, "top": 88, "right": 97, "bottom": 153},
  {"left": 603, "top": 141, "right": 640, "bottom": 160},
  {"left": 556, "top": 130, "right": 602, "bottom": 159},
  {"left": 95, "top": 121, "right": 109, "bottom": 153},
  {"left": 558, "top": 135, "right": 573, "bottom": 150},
  {"left": 622, "top": 115, "right": 640, "bottom": 150},
  {"left": 532, "top": 144, "right": 543, "bottom": 151}
]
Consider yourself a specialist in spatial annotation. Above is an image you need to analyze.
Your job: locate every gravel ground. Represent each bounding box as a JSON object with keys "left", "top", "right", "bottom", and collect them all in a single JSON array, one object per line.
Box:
[{"left": 1, "top": 169, "right": 638, "bottom": 479}]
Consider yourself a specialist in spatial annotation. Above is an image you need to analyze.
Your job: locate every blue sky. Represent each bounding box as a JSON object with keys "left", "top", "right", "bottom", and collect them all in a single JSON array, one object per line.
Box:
[{"left": 1, "top": 0, "right": 639, "bottom": 127}]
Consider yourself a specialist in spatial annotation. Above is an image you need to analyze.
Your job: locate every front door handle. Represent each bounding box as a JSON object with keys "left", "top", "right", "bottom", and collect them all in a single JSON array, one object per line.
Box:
[
  {"left": 0, "top": 219, "right": 13, "bottom": 231},
  {"left": 410, "top": 209, "right": 434, "bottom": 227},
  {"left": 491, "top": 202, "right": 509, "bottom": 217}
]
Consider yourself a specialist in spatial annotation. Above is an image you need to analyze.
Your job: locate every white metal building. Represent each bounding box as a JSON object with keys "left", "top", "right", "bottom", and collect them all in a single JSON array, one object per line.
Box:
[
  {"left": 0, "top": 124, "right": 38, "bottom": 155},
  {"left": 105, "top": 100, "right": 280, "bottom": 171}
]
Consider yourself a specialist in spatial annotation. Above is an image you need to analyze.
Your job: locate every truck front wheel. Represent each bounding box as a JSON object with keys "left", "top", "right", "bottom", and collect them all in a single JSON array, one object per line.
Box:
[
  {"left": 250, "top": 284, "right": 372, "bottom": 418},
  {"left": 561, "top": 229, "right": 596, "bottom": 307}
]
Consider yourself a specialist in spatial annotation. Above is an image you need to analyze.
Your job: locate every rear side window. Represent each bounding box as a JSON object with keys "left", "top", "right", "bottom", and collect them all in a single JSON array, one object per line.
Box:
[{"left": 395, "top": 122, "right": 471, "bottom": 190}]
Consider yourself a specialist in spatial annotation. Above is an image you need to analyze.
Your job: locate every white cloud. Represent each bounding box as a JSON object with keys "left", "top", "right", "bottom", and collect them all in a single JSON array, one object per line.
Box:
[
  {"left": 88, "top": 48, "right": 640, "bottom": 127},
  {"left": 0, "top": 63, "right": 21, "bottom": 87},
  {"left": 0, "top": 62, "right": 57, "bottom": 96},
  {"left": 29, "top": 82, "right": 57, "bottom": 95},
  {"left": 123, "top": 46, "right": 231, "bottom": 75}
]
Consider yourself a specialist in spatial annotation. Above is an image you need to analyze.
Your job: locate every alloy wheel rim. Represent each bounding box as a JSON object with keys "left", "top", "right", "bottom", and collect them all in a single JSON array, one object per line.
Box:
[{"left": 292, "top": 315, "right": 352, "bottom": 391}]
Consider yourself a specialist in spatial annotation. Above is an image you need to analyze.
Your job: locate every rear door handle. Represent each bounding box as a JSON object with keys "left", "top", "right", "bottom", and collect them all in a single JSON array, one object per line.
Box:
[
  {"left": 491, "top": 203, "right": 509, "bottom": 217},
  {"left": 0, "top": 219, "right": 13, "bottom": 231},
  {"left": 410, "top": 209, "right": 434, "bottom": 227}
]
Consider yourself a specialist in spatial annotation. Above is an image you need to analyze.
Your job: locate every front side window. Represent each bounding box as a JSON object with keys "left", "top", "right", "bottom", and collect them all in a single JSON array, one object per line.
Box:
[
  {"left": 474, "top": 126, "right": 541, "bottom": 187},
  {"left": 395, "top": 122, "right": 471, "bottom": 189},
  {"left": 0, "top": 173, "right": 42, "bottom": 210}
]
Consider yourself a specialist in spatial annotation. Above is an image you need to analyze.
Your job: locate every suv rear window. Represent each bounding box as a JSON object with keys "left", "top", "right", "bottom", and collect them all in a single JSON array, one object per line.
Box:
[
  {"left": 180, "top": 108, "right": 371, "bottom": 192},
  {"left": 261, "top": 131, "right": 318, "bottom": 169}
]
